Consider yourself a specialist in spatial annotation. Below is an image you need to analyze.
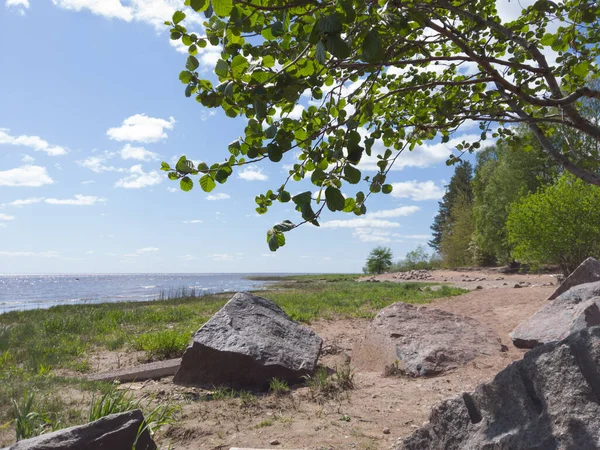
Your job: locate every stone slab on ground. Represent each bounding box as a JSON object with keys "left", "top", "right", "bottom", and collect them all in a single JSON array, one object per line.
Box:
[
  {"left": 397, "top": 326, "right": 600, "bottom": 450},
  {"left": 174, "top": 292, "right": 323, "bottom": 389},
  {"left": 4, "top": 410, "right": 155, "bottom": 450},
  {"left": 548, "top": 257, "right": 600, "bottom": 300},
  {"left": 353, "top": 302, "right": 502, "bottom": 377},
  {"left": 511, "top": 282, "right": 600, "bottom": 349},
  {"left": 87, "top": 358, "right": 180, "bottom": 382}
]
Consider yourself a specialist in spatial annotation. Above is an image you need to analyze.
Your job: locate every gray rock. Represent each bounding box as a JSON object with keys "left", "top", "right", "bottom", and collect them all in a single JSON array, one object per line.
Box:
[
  {"left": 549, "top": 257, "right": 600, "bottom": 300},
  {"left": 7, "top": 409, "right": 155, "bottom": 450},
  {"left": 173, "top": 292, "right": 323, "bottom": 389},
  {"left": 397, "top": 326, "right": 600, "bottom": 450},
  {"left": 353, "top": 302, "right": 501, "bottom": 377},
  {"left": 511, "top": 283, "right": 600, "bottom": 349}
]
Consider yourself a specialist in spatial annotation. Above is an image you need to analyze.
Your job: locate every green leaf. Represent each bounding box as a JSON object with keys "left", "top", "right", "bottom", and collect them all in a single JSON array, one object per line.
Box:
[
  {"left": 176, "top": 156, "right": 195, "bottom": 174},
  {"left": 540, "top": 33, "right": 555, "bottom": 46},
  {"left": 267, "top": 231, "right": 279, "bottom": 251},
  {"left": 315, "top": 41, "right": 327, "bottom": 64},
  {"left": 160, "top": 162, "right": 172, "bottom": 171},
  {"left": 168, "top": 172, "right": 180, "bottom": 180},
  {"left": 273, "top": 220, "right": 295, "bottom": 232},
  {"left": 271, "top": 21, "right": 285, "bottom": 37},
  {"left": 326, "top": 35, "right": 350, "bottom": 59},
  {"left": 325, "top": 186, "right": 345, "bottom": 212},
  {"left": 382, "top": 184, "right": 393, "bottom": 194},
  {"left": 268, "top": 143, "right": 283, "bottom": 162},
  {"left": 344, "top": 165, "right": 361, "bottom": 184},
  {"left": 197, "top": 162, "right": 209, "bottom": 173},
  {"left": 199, "top": 175, "right": 216, "bottom": 192},
  {"left": 180, "top": 176, "right": 193, "bottom": 191},
  {"left": 186, "top": 55, "right": 199, "bottom": 71},
  {"left": 231, "top": 54, "right": 249, "bottom": 78},
  {"left": 172, "top": 10, "right": 186, "bottom": 24},
  {"left": 215, "top": 59, "right": 229, "bottom": 78},
  {"left": 573, "top": 61, "right": 590, "bottom": 78},
  {"left": 318, "top": 14, "right": 343, "bottom": 33},
  {"left": 279, "top": 191, "right": 291, "bottom": 203},
  {"left": 362, "top": 30, "right": 384, "bottom": 62},
  {"left": 343, "top": 197, "right": 356, "bottom": 212},
  {"left": 179, "top": 70, "right": 193, "bottom": 84},
  {"left": 212, "top": 0, "right": 233, "bottom": 17},
  {"left": 292, "top": 191, "right": 312, "bottom": 205},
  {"left": 190, "top": 0, "right": 209, "bottom": 12},
  {"left": 254, "top": 98, "right": 267, "bottom": 120}
]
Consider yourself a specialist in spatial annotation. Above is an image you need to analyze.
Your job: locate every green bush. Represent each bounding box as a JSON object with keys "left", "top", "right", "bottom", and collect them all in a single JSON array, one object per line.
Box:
[{"left": 507, "top": 174, "right": 600, "bottom": 276}]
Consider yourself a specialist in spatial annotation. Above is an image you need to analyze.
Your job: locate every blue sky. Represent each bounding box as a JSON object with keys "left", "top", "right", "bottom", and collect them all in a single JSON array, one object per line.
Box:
[{"left": 0, "top": 0, "right": 507, "bottom": 274}]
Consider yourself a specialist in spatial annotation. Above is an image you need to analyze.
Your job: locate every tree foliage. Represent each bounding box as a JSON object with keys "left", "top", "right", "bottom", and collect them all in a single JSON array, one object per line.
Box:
[
  {"left": 471, "top": 130, "right": 558, "bottom": 264},
  {"left": 429, "top": 161, "right": 473, "bottom": 252},
  {"left": 506, "top": 174, "right": 600, "bottom": 276},
  {"left": 439, "top": 193, "right": 475, "bottom": 267},
  {"left": 163, "top": 0, "right": 600, "bottom": 250},
  {"left": 364, "top": 246, "right": 393, "bottom": 274}
]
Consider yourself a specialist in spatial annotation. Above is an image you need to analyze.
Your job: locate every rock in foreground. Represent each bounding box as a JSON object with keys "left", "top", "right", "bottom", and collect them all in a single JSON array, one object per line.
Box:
[
  {"left": 173, "top": 292, "right": 323, "bottom": 389},
  {"left": 548, "top": 257, "right": 600, "bottom": 300},
  {"left": 398, "top": 326, "right": 600, "bottom": 450},
  {"left": 353, "top": 302, "right": 501, "bottom": 377},
  {"left": 511, "top": 281, "right": 600, "bottom": 349},
  {"left": 6, "top": 410, "right": 155, "bottom": 450}
]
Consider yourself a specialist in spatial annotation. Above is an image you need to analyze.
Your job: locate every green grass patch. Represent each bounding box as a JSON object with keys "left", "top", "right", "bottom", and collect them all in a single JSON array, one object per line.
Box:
[{"left": 0, "top": 276, "right": 466, "bottom": 429}]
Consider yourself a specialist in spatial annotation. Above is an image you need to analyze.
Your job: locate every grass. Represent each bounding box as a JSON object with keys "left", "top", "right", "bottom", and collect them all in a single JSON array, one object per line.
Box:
[{"left": 0, "top": 275, "right": 467, "bottom": 435}]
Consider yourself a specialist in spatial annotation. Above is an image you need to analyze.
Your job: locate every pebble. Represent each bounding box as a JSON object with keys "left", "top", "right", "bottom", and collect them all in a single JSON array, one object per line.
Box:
[
  {"left": 383, "top": 427, "right": 391, "bottom": 434},
  {"left": 270, "top": 439, "right": 280, "bottom": 446}
]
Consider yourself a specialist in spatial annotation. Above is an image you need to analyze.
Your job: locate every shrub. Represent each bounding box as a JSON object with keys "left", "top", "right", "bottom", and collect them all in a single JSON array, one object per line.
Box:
[
  {"left": 269, "top": 378, "right": 290, "bottom": 397},
  {"left": 507, "top": 174, "right": 600, "bottom": 276}
]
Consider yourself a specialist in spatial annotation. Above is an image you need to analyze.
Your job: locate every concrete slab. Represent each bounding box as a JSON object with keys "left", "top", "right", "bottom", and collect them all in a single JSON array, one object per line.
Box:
[{"left": 87, "top": 358, "right": 181, "bottom": 383}]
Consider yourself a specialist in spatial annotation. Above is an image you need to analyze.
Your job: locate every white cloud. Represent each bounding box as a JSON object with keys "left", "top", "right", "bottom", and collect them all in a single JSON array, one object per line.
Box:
[
  {"left": 51, "top": 0, "right": 133, "bottom": 20},
  {"left": 238, "top": 167, "right": 268, "bottom": 181},
  {"left": 399, "top": 234, "right": 431, "bottom": 239},
  {"left": 21, "top": 155, "right": 35, "bottom": 163},
  {"left": 0, "top": 129, "right": 67, "bottom": 156},
  {"left": 321, "top": 218, "right": 400, "bottom": 229},
  {"left": 206, "top": 193, "right": 230, "bottom": 201},
  {"left": 390, "top": 180, "right": 446, "bottom": 201},
  {"left": 81, "top": 180, "right": 96, "bottom": 184},
  {"left": 358, "top": 133, "right": 481, "bottom": 171},
  {"left": 5, "top": 0, "right": 29, "bottom": 8},
  {"left": 78, "top": 153, "right": 125, "bottom": 173},
  {"left": 45, "top": 195, "right": 106, "bottom": 206},
  {"left": 120, "top": 143, "right": 159, "bottom": 161},
  {"left": 209, "top": 253, "right": 243, "bottom": 261},
  {"left": 183, "top": 219, "right": 203, "bottom": 224},
  {"left": 136, "top": 247, "right": 159, "bottom": 254},
  {"left": 0, "top": 214, "right": 15, "bottom": 221},
  {"left": 0, "top": 166, "right": 54, "bottom": 187},
  {"left": 367, "top": 206, "right": 421, "bottom": 218},
  {"left": 85, "top": 250, "right": 94, "bottom": 254},
  {"left": 0, "top": 250, "right": 59, "bottom": 258},
  {"left": 6, "top": 197, "right": 44, "bottom": 207},
  {"left": 180, "top": 254, "right": 198, "bottom": 261},
  {"left": 167, "top": 187, "right": 178, "bottom": 193},
  {"left": 107, "top": 114, "right": 175, "bottom": 143},
  {"left": 352, "top": 228, "right": 394, "bottom": 243},
  {"left": 115, "top": 164, "right": 164, "bottom": 189}
]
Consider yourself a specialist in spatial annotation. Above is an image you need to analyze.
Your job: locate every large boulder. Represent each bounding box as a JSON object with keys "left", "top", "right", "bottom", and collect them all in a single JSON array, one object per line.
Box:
[
  {"left": 173, "top": 292, "right": 323, "bottom": 389},
  {"left": 397, "top": 326, "right": 600, "bottom": 450},
  {"left": 511, "top": 281, "right": 600, "bottom": 349},
  {"left": 352, "top": 302, "right": 502, "bottom": 377},
  {"left": 5, "top": 410, "right": 155, "bottom": 450},
  {"left": 548, "top": 257, "right": 600, "bottom": 300}
]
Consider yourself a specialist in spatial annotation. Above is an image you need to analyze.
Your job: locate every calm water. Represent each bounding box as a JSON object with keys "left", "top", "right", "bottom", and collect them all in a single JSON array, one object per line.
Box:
[{"left": 0, "top": 273, "right": 282, "bottom": 314}]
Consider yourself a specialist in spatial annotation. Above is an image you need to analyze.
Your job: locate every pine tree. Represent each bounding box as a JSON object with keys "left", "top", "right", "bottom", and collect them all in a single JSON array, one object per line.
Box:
[{"left": 429, "top": 161, "right": 474, "bottom": 252}]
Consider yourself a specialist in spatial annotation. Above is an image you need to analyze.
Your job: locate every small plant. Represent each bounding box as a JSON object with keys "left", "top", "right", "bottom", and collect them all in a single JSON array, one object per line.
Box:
[
  {"left": 303, "top": 367, "right": 336, "bottom": 400},
  {"left": 211, "top": 386, "right": 238, "bottom": 401},
  {"left": 238, "top": 390, "right": 258, "bottom": 408},
  {"left": 134, "top": 402, "right": 179, "bottom": 446},
  {"left": 12, "top": 392, "right": 60, "bottom": 441},
  {"left": 334, "top": 364, "right": 355, "bottom": 391},
  {"left": 132, "top": 330, "right": 189, "bottom": 361},
  {"left": 88, "top": 383, "right": 140, "bottom": 422},
  {"left": 256, "top": 418, "right": 274, "bottom": 428},
  {"left": 269, "top": 378, "right": 290, "bottom": 397}
]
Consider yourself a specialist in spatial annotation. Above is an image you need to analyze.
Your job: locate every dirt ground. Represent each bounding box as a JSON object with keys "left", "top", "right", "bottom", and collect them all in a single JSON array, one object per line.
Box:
[
  {"left": 5, "top": 270, "right": 558, "bottom": 450},
  {"left": 122, "top": 269, "right": 557, "bottom": 450}
]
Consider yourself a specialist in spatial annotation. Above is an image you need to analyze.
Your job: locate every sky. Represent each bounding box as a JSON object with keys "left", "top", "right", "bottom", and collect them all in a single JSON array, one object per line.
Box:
[{"left": 0, "top": 0, "right": 527, "bottom": 274}]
